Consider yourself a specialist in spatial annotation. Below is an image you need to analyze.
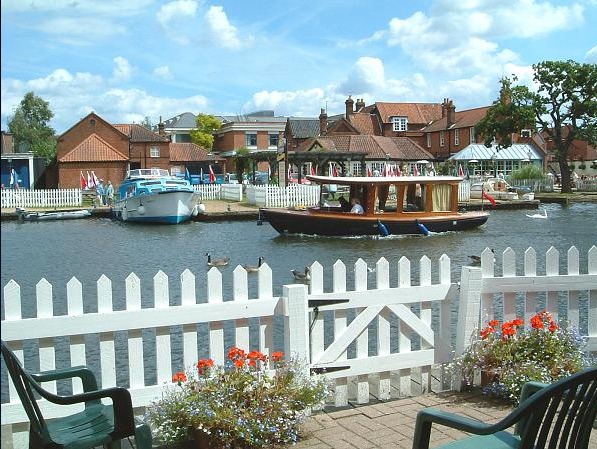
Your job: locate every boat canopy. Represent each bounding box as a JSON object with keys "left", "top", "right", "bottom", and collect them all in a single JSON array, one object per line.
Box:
[{"left": 306, "top": 175, "right": 462, "bottom": 186}]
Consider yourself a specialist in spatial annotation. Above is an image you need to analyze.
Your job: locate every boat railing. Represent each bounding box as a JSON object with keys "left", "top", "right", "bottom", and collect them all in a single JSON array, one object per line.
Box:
[{"left": 126, "top": 168, "right": 171, "bottom": 179}]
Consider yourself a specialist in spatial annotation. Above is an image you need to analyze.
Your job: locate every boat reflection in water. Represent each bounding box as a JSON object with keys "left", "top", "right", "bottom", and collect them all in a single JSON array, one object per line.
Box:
[
  {"left": 112, "top": 169, "right": 201, "bottom": 224},
  {"left": 260, "top": 175, "right": 489, "bottom": 237}
]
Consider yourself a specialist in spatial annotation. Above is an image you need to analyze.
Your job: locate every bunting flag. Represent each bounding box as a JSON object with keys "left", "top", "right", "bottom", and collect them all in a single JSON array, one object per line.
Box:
[
  {"left": 458, "top": 163, "right": 464, "bottom": 177},
  {"left": 413, "top": 164, "right": 420, "bottom": 176},
  {"left": 332, "top": 163, "right": 339, "bottom": 177},
  {"left": 10, "top": 169, "right": 19, "bottom": 189},
  {"left": 367, "top": 166, "right": 373, "bottom": 177},
  {"left": 209, "top": 165, "right": 216, "bottom": 183},
  {"left": 482, "top": 190, "right": 497, "bottom": 207},
  {"left": 382, "top": 163, "right": 388, "bottom": 177},
  {"left": 186, "top": 167, "right": 191, "bottom": 180},
  {"left": 389, "top": 165, "right": 395, "bottom": 177},
  {"left": 200, "top": 167, "right": 204, "bottom": 182},
  {"left": 288, "top": 164, "right": 293, "bottom": 179},
  {"left": 91, "top": 171, "right": 99, "bottom": 187},
  {"left": 87, "top": 171, "right": 94, "bottom": 188},
  {"left": 310, "top": 164, "right": 316, "bottom": 176},
  {"left": 80, "top": 171, "right": 88, "bottom": 190},
  {"left": 396, "top": 165, "right": 402, "bottom": 176}
]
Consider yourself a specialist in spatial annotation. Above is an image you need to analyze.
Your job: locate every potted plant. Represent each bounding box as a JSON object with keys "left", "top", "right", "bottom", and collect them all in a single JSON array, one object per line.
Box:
[
  {"left": 451, "top": 311, "right": 589, "bottom": 404},
  {"left": 146, "top": 347, "right": 331, "bottom": 448}
]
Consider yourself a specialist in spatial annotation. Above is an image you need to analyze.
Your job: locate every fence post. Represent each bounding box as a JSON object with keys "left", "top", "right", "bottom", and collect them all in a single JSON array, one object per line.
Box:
[
  {"left": 455, "top": 266, "right": 483, "bottom": 356},
  {"left": 283, "top": 284, "right": 310, "bottom": 370}
]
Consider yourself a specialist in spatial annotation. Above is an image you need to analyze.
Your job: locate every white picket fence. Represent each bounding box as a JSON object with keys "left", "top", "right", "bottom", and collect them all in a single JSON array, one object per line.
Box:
[
  {"left": 1, "top": 246, "right": 596, "bottom": 448},
  {"left": 0, "top": 189, "right": 82, "bottom": 209},
  {"left": 192, "top": 184, "right": 243, "bottom": 201},
  {"left": 246, "top": 184, "right": 321, "bottom": 207}
]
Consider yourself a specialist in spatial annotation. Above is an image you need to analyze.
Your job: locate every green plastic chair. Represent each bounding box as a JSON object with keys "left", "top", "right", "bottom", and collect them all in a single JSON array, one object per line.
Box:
[
  {"left": 412, "top": 367, "right": 597, "bottom": 449},
  {"left": 1, "top": 340, "right": 152, "bottom": 449}
]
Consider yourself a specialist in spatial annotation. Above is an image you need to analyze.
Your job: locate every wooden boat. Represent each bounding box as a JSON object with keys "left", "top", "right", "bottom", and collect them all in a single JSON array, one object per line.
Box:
[
  {"left": 16, "top": 207, "right": 92, "bottom": 221},
  {"left": 260, "top": 175, "right": 489, "bottom": 237}
]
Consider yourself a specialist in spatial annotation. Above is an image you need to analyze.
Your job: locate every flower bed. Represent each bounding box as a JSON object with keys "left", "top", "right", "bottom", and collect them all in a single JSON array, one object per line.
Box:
[
  {"left": 452, "top": 311, "right": 590, "bottom": 403},
  {"left": 146, "top": 347, "right": 331, "bottom": 448}
]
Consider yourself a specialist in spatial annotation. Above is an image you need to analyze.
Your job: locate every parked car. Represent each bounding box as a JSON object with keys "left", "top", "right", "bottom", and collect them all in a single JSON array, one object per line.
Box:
[
  {"left": 225, "top": 173, "right": 239, "bottom": 184},
  {"left": 288, "top": 174, "right": 311, "bottom": 185}
]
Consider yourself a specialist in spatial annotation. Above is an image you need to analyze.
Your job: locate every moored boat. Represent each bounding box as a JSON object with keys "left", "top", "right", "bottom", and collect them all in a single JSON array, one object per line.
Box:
[
  {"left": 112, "top": 169, "right": 201, "bottom": 224},
  {"left": 16, "top": 208, "right": 92, "bottom": 221},
  {"left": 260, "top": 175, "right": 489, "bottom": 237}
]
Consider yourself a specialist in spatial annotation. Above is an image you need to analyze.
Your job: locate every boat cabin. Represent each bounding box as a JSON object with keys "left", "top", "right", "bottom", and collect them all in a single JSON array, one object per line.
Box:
[{"left": 308, "top": 175, "right": 462, "bottom": 217}]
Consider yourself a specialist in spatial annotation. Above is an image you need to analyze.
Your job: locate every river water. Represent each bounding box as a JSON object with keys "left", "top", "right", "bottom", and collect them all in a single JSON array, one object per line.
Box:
[
  {"left": 1, "top": 202, "right": 596, "bottom": 394},
  {"left": 1, "top": 202, "right": 596, "bottom": 316}
]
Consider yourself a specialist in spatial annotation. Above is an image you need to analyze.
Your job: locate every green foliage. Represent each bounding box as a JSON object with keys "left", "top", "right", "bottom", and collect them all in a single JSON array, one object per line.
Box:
[
  {"left": 190, "top": 113, "right": 222, "bottom": 151},
  {"left": 476, "top": 61, "right": 597, "bottom": 193},
  {"left": 451, "top": 311, "right": 588, "bottom": 404},
  {"left": 146, "top": 347, "right": 331, "bottom": 448},
  {"left": 232, "top": 147, "right": 252, "bottom": 182},
  {"left": 7, "top": 92, "right": 56, "bottom": 163},
  {"left": 509, "top": 164, "right": 545, "bottom": 180}
]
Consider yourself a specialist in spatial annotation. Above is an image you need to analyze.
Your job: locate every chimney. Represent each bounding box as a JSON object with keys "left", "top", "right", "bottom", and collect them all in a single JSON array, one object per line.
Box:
[
  {"left": 447, "top": 100, "right": 456, "bottom": 127},
  {"left": 441, "top": 98, "right": 448, "bottom": 118},
  {"left": 319, "top": 108, "right": 328, "bottom": 136},
  {"left": 345, "top": 95, "right": 354, "bottom": 118},
  {"left": 355, "top": 98, "right": 365, "bottom": 111},
  {"left": 158, "top": 115, "right": 165, "bottom": 136}
]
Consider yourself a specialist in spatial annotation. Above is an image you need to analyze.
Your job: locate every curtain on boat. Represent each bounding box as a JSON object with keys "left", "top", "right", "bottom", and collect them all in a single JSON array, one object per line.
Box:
[{"left": 432, "top": 184, "right": 452, "bottom": 211}]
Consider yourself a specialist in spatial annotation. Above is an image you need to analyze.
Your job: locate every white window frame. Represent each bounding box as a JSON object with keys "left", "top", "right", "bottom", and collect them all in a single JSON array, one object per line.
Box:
[
  {"left": 470, "top": 127, "right": 476, "bottom": 143},
  {"left": 426, "top": 133, "right": 431, "bottom": 148},
  {"left": 268, "top": 133, "right": 279, "bottom": 148},
  {"left": 245, "top": 132, "right": 257, "bottom": 148},
  {"left": 150, "top": 146, "right": 160, "bottom": 158},
  {"left": 391, "top": 116, "right": 408, "bottom": 132},
  {"left": 440, "top": 131, "right": 445, "bottom": 147},
  {"left": 454, "top": 129, "right": 460, "bottom": 146}
]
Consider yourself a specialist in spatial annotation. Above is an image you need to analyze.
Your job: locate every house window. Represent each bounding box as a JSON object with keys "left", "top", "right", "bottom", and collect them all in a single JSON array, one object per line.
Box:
[
  {"left": 454, "top": 129, "right": 460, "bottom": 146},
  {"left": 440, "top": 131, "right": 445, "bottom": 147},
  {"left": 269, "top": 133, "right": 279, "bottom": 148},
  {"left": 470, "top": 127, "right": 476, "bottom": 143},
  {"left": 426, "top": 133, "right": 431, "bottom": 148},
  {"left": 245, "top": 133, "right": 257, "bottom": 147},
  {"left": 391, "top": 116, "right": 408, "bottom": 132},
  {"left": 150, "top": 146, "right": 160, "bottom": 158}
]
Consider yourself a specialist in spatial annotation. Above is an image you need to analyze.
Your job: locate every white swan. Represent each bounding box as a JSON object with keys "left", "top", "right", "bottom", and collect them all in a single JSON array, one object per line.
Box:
[{"left": 526, "top": 208, "right": 548, "bottom": 219}]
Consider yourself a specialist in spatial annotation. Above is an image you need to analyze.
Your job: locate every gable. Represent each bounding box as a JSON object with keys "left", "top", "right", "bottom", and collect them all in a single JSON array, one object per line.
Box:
[
  {"left": 375, "top": 102, "right": 442, "bottom": 125},
  {"left": 59, "top": 134, "right": 128, "bottom": 162}
]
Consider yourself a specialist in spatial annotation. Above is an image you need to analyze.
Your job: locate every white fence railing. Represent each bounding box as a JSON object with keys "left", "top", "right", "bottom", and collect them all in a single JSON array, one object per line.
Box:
[
  {"left": 1, "top": 246, "right": 596, "bottom": 448},
  {"left": 246, "top": 184, "right": 321, "bottom": 207},
  {"left": 0, "top": 189, "right": 83, "bottom": 209}
]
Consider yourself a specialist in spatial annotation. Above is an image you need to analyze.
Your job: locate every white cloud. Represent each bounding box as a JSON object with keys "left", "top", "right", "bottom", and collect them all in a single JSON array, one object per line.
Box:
[
  {"left": 37, "top": 17, "right": 126, "bottom": 42},
  {"left": 111, "top": 57, "right": 133, "bottom": 83},
  {"left": 1, "top": 0, "right": 154, "bottom": 16},
  {"left": 586, "top": 45, "right": 597, "bottom": 63},
  {"left": 204, "top": 6, "right": 250, "bottom": 50},
  {"left": 157, "top": 0, "right": 198, "bottom": 27},
  {"left": 248, "top": 88, "right": 326, "bottom": 116},
  {"left": 153, "top": 66, "right": 173, "bottom": 80}
]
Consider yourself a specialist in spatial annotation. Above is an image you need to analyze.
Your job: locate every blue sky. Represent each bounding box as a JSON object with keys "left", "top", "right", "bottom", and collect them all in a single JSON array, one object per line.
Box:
[{"left": 1, "top": 0, "right": 596, "bottom": 134}]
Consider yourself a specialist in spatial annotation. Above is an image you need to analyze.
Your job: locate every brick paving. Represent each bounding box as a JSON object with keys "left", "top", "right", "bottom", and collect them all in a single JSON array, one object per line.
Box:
[{"left": 289, "top": 390, "right": 597, "bottom": 449}]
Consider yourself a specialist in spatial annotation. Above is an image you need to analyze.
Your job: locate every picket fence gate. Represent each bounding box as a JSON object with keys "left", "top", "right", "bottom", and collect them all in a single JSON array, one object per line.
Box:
[
  {"left": 1, "top": 246, "right": 596, "bottom": 448},
  {"left": 0, "top": 189, "right": 82, "bottom": 209}
]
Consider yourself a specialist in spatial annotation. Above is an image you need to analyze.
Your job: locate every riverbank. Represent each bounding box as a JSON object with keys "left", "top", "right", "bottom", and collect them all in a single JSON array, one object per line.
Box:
[{"left": 2, "top": 191, "right": 596, "bottom": 221}]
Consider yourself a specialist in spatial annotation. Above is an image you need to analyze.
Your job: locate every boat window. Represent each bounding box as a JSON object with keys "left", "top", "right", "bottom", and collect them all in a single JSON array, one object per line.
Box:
[
  {"left": 375, "top": 185, "right": 398, "bottom": 213},
  {"left": 141, "top": 181, "right": 162, "bottom": 186},
  {"left": 404, "top": 183, "right": 424, "bottom": 212},
  {"left": 432, "top": 184, "right": 452, "bottom": 212},
  {"left": 165, "top": 181, "right": 188, "bottom": 186}
]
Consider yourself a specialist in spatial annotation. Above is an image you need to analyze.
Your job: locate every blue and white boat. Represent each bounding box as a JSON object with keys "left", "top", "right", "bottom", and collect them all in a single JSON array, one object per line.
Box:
[{"left": 112, "top": 169, "right": 201, "bottom": 224}]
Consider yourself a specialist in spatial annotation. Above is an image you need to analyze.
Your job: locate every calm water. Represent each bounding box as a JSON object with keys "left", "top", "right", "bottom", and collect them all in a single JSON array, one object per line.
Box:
[
  {"left": 1, "top": 203, "right": 596, "bottom": 393},
  {"left": 1, "top": 202, "right": 597, "bottom": 316}
]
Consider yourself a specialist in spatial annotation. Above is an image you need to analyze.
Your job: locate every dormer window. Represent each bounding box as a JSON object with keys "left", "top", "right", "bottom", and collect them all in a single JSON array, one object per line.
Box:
[{"left": 391, "top": 116, "right": 408, "bottom": 132}]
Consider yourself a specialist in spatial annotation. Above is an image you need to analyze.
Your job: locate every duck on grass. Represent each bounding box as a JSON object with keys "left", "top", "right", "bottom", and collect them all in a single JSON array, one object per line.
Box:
[{"left": 146, "top": 347, "right": 331, "bottom": 449}]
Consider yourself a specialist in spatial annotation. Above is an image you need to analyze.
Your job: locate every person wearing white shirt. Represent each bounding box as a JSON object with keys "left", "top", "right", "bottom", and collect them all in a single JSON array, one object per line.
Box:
[{"left": 350, "top": 197, "right": 364, "bottom": 214}]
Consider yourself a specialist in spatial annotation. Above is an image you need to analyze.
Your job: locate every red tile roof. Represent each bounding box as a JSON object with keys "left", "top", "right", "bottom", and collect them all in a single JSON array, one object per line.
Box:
[
  {"left": 423, "top": 106, "right": 491, "bottom": 132},
  {"left": 60, "top": 134, "right": 128, "bottom": 162},
  {"left": 169, "top": 143, "right": 224, "bottom": 162},
  {"left": 348, "top": 113, "right": 381, "bottom": 135},
  {"left": 114, "top": 124, "right": 170, "bottom": 142},
  {"left": 375, "top": 102, "right": 443, "bottom": 125}
]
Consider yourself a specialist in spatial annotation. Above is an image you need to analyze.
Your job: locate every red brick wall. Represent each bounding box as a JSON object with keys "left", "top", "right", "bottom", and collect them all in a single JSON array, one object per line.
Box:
[{"left": 59, "top": 162, "right": 127, "bottom": 188}]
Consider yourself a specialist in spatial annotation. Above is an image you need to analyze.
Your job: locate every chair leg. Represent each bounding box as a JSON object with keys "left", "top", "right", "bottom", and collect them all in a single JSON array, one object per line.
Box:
[{"left": 133, "top": 422, "right": 152, "bottom": 449}]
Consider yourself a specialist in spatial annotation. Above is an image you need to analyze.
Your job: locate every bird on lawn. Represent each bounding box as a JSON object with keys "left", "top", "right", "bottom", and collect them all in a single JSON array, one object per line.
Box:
[
  {"left": 291, "top": 267, "right": 311, "bottom": 282},
  {"left": 243, "top": 257, "right": 264, "bottom": 273},
  {"left": 469, "top": 249, "right": 495, "bottom": 265},
  {"left": 206, "top": 252, "right": 230, "bottom": 267}
]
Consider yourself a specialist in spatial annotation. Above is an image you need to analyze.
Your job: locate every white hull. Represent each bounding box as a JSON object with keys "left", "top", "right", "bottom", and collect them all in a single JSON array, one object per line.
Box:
[{"left": 113, "top": 191, "right": 200, "bottom": 224}]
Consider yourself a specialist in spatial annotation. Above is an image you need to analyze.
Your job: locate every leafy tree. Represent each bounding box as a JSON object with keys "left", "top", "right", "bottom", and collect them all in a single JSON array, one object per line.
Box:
[
  {"left": 476, "top": 61, "right": 597, "bottom": 193},
  {"left": 510, "top": 164, "right": 545, "bottom": 180},
  {"left": 232, "top": 147, "right": 251, "bottom": 184},
  {"left": 7, "top": 92, "right": 57, "bottom": 163},
  {"left": 190, "top": 113, "right": 221, "bottom": 150}
]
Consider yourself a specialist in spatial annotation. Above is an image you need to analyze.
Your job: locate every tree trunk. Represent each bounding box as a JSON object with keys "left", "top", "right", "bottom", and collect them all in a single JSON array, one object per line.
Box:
[{"left": 558, "top": 159, "right": 572, "bottom": 193}]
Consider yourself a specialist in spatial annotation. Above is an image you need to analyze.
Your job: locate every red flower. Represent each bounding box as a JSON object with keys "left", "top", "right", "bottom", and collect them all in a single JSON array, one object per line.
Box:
[
  {"left": 248, "top": 350, "right": 267, "bottom": 362},
  {"left": 549, "top": 321, "right": 559, "bottom": 332},
  {"left": 228, "top": 347, "right": 246, "bottom": 361},
  {"left": 512, "top": 318, "right": 524, "bottom": 327},
  {"left": 234, "top": 359, "right": 245, "bottom": 368},
  {"left": 172, "top": 371, "right": 187, "bottom": 383},
  {"left": 197, "top": 358, "right": 214, "bottom": 375},
  {"left": 271, "top": 351, "right": 284, "bottom": 362},
  {"left": 480, "top": 327, "right": 495, "bottom": 339},
  {"left": 530, "top": 314, "right": 544, "bottom": 329},
  {"left": 488, "top": 319, "right": 500, "bottom": 328}
]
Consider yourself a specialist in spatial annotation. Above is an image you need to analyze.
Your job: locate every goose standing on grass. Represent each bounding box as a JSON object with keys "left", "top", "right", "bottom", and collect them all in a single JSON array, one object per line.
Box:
[
  {"left": 526, "top": 208, "right": 548, "bottom": 219},
  {"left": 469, "top": 248, "right": 495, "bottom": 265},
  {"left": 291, "top": 267, "right": 311, "bottom": 282},
  {"left": 243, "top": 257, "right": 264, "bottom": 273},
  {"left": 205, "top": 252, "right": 230, "bottom": 267}
]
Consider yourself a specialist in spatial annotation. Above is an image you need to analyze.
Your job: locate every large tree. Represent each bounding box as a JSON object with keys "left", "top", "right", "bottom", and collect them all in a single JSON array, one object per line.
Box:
[
  {"left": 475, "top": 60, "right": 597, "bottom": 193},
  {"left": 190, "top": 113, "right": 221, "bottom": 151},
  {"left": 8, "top": 92, "right": 57, "bottom": 163}
]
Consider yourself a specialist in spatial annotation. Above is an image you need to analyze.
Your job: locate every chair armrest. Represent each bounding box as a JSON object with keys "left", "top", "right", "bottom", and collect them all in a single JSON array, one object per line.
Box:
[
  {"left": 412, "top": 408, "right": 500, "bottom": 449},
  {"left": 31, "top": 384, "right": 136, "bottom": 438},
  {"left": 32, "top": 365, "right": 99, "bottom": 391}
]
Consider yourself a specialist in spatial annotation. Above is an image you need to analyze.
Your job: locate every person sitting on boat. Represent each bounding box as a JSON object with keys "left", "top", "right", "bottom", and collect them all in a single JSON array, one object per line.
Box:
[
  {"left": 338, "top": 196, "right": 351, "bottom": 212},
  {"left": 350, "top": 197, "right": 364, "bottom": 214}
]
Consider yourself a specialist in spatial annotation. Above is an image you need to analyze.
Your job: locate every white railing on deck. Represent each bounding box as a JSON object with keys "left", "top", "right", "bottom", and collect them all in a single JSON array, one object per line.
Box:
[
  {"left": 0, "top": 189, "right": 82, "bottom": 209},
  {"left": 1, "top": 246, "right": 596, "bottom": 448},
  {"left": 247, "top": 184, "right": 320, "bottom": 207}
]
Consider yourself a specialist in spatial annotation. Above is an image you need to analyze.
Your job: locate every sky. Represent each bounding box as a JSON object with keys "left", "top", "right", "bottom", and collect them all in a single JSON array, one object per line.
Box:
[{"left": 1, "top": 0, "right": 596, "bottom": 134}]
